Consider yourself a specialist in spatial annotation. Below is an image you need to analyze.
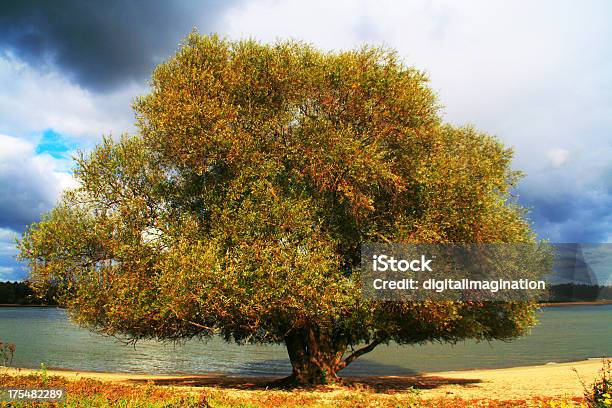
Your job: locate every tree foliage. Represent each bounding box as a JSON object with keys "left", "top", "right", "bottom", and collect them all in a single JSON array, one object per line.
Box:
[{"left": 19, "top": 33, "right": 539, "bottom": 384}]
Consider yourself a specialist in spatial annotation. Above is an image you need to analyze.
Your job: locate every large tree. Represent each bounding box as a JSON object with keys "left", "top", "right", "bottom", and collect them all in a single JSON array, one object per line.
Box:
[{"left": 19, "top": 34, "right": 540, "bottom": 385}]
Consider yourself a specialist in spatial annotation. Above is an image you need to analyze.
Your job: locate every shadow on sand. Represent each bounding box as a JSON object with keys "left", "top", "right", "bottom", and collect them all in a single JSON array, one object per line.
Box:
[{"left": 126, "top": 359, "right": 482, "bottom": 392}]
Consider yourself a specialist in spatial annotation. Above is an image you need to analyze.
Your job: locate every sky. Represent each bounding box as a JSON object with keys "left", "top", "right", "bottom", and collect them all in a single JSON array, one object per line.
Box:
[{"left": 0, "top": 0, "right": 611, "bottom": 281}]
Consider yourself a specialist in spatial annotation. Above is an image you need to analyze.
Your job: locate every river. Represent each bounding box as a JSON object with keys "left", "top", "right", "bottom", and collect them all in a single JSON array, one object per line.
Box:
[{"left": 0, "top": 305, "right": 610, "bottom": 376}]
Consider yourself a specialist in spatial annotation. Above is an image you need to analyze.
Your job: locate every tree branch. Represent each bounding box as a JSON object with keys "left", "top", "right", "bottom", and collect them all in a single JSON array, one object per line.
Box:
[
  {"left": 187, "top": 320, "right": 219, "bottom": 333},
  {"left": 341, "top": 338, "right": 383, "bottom": 368}
]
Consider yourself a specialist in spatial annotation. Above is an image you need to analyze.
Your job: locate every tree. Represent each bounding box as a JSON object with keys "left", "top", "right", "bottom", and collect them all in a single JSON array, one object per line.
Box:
[
  {"left": 19, "top": 33, "right": 541, "bottom": 385},
  {"left": 0, "top": 281, "right": 53, "bottom": 305}
]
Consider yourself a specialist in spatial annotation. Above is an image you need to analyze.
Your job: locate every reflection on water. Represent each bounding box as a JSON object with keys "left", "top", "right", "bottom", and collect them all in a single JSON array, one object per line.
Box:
[{"left": 0, "top": 305, "right": 610, "bottom": 376}]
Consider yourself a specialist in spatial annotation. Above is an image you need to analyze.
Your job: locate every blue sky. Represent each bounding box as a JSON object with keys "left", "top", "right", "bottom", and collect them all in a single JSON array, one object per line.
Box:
[
  {"left": 35, "top": 130, "right": 79, "bottom": 160},
  {"left": 1, "top": 0, "right": 611, "bottom": 281}
]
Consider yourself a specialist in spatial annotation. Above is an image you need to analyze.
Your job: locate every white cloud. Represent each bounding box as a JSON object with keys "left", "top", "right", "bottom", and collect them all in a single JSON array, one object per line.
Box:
[
  {"left": 0, "top": 134, "right": 77, "bottom": 231},
  {"left": 0, "top": 54, "right": 144, "bottom": 140},
  {"left": 547, "top": 148, "right": 570, "bottom": 168},
  {"left": 0, "top": 228, "right": 18, "bottom": 251},
  {"left": 0, "top": 266, "right": 17, "bottom": 280}
]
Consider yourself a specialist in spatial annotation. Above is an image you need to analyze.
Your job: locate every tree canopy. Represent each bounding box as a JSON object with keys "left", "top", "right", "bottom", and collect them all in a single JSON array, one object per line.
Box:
[{"left": 19, "top": 33, "right": 539, "bottom": 384}]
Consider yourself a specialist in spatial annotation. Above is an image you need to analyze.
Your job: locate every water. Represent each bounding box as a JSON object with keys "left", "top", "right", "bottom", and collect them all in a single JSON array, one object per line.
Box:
[{"left": 0, "top": 306, "right": 610, "bottom": 376}]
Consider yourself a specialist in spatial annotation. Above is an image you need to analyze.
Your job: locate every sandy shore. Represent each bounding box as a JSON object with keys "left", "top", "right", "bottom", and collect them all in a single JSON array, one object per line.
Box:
[
  {"left": 402, "top": 359, "right": 603, "bottom": 399},
  {"left": 1, "top": 359, "right": 606, "bottom": 400}
]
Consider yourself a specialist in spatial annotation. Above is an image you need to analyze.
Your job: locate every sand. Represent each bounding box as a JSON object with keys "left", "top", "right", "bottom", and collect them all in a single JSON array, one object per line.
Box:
[{"left": 1, "top": 359, "right": 605, "bottom": 400}]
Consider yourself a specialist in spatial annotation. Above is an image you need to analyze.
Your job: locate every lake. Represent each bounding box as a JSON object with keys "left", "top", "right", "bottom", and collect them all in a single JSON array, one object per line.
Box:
[{"left": 0, "top": 305, "right": 610, "bottom": 376}]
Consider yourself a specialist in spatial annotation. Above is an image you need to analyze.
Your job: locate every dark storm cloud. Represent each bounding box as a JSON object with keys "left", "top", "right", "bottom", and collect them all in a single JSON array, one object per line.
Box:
[
  {"left": 519, "top": 185, "right": 612, "bottom": 243},
  {"left": 0, "top": 0, "right": 237, "bottom": 91}
]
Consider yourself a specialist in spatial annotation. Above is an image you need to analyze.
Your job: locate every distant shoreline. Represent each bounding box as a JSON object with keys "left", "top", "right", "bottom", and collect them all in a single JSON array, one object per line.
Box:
[
  {"left": 539, "top": 300, "right": 612, "bottom": 307},
  {"left": 0, "top": 304, "right": 57, "bottom": 307}
]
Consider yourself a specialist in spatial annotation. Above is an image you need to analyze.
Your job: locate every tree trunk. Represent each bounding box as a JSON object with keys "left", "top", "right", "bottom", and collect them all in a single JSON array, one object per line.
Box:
[
  {"left": 283, "top": 328, "right": 346, "bottom": 385},
  {"left": 282, "top": 327, "right": 384, "bottom": 386}
]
